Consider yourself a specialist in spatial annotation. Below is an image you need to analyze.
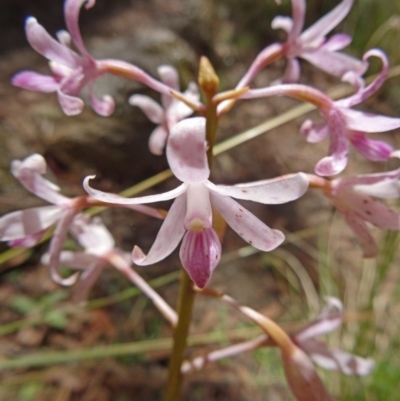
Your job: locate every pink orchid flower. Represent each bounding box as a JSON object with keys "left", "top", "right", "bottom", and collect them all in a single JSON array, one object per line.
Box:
[
  {"left": 242, "top": 49, "right": 400, "bottom": 176},
  {"left": 129, "top": 65, "right": 199, "bottom": 155},
  {"left": 84, "top": 117, "right": 309, "bottom": 288},
  {"left": 0, "top": 154, "right": 164, "bottom": 284},
  {"left": 292, "top": 297, "right": 374, "bottom": 375},
  {"left": 272, "top": 0, "right": 365, "bottom": 82},
  {"left": 12, "top": 0, "right": 114, "bottom": 116},
  {"left": 317, "top": 167, "right": 400, "bottom": 257}
]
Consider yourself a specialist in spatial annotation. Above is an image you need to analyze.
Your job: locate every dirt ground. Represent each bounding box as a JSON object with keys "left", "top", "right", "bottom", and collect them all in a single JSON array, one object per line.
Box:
[{"left": 1, "top": 1, "right": 400, "bottom": 400}]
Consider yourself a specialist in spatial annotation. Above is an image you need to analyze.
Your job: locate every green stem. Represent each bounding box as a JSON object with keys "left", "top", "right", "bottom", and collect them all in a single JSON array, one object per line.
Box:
[{"left": 164, "top": 269, "right": 196, "bottom": 401}]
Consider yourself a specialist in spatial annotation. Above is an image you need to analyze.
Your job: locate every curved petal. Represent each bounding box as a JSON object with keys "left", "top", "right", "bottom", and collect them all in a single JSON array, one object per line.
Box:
[
  {"left": 84, "top": 176, "right": 187, "bottom": 205},
  {"left": 64, "top": 0, "right": 95, "bottom": 57},
  {"left": 158, "top": 65, "right": 180, "bottom": 110},
  {"left": 342, "top": 109, "right": 400, "bottom": 133},
  {"left": 301, "top": 49, "right": 365, "bottom": 78},
  {"left": 132, "top": 194, "right": 186, "bottom": 265},
  {"left": 129, "top": 94, "right": 164, "bottom": 124},
  {"left": 12, "top": 71, "right": 59, "bottom": 93},
  {"left": 89, "top": 83, "right": 115, "bottom": 116},
  {"left": 271, "top": 16, "right": 294, "bottom": 34},
  {"left": 288, "top": 0, "right": 306, "bottom": 40},
  {"left": 348, "top": 131, "right": 392, "bottom": 161},
  {"left": 343, "top": 213, "right": 377, "bottom": 258},
  {"left": 337, "top": 49, "right": 388, "bottom": 108},
  {"left": 321, "top": 34, "right": 352, "bottom": 51},
  {"left": 281, "top": 57, "right": 301, "bottom": 83},
  {"left": 166, "top": 117, "right": 209, "bottom": 182},
  {"left": 207, "top": 173, "right": 308, "bottom": 205},
  {"left": 0, "top": 206, "right": 63, "bottom": 241},
  {"left": 148, "top": 125, "right": 169, "bottom": 156},
  {"left": 300, "top": 0, "right": 353, "bottom": 44},
  {"left": 25, "top": 17, "right": 79, "bottom": 67},
  {"left": 301, "top": 339, "right": 374, "bottom": 376},
  {"left": 300, "top": 120, "right": 329, "bottom": 143},
  {"left": 48, "top": 208, "right": 80, "bottom": 285},
  {"left": 179, "top": 227, "right": 221, "bottom": 288},
  {"left": 11, "top": 154, "right": 70, "bottom": 205},
  {"left": 72, "top": 259, "right": 106, "bottom": 302},
  {"left": 57, "top": 90, "right": 84, "bottom": 116},
  {"left": 210, "top": 191, "right": 284, "bottom": 251}
]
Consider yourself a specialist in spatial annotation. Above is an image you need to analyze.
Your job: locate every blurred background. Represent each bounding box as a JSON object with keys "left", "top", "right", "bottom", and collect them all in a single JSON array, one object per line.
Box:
[{"left": 0, "top": 0, "right": 400, "bottom": 400}]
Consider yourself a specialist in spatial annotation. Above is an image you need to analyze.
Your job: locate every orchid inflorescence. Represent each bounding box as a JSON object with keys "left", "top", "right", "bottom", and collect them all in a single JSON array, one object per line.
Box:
[{"left": 2, "top": 0, "right": 399, "bottom": 399}]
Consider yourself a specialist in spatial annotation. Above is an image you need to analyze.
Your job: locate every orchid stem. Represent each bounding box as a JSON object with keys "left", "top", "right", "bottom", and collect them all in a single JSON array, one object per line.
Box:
[{"left": 164, "top": 268, "right": 196, "bottom": 401}]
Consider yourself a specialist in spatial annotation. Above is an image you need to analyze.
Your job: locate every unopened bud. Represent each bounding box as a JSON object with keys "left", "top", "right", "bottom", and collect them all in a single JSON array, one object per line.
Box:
[{"left": 198, "top": 56, "right": 220, "bottom": 96}]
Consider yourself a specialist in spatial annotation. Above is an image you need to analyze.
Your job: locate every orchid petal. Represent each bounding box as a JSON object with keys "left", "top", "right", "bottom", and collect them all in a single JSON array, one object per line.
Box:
[
  {"left": 12, "top": 71, "right": 59, "bottom": 92},
  {"left": 158, "top": 65, "right": 180, "bottom": 110},
  {"left": 300, "top": 120, "right": 329, "bottom": 143},
  {"left": 342, "top": 109, "right": 400, "bottom": 133},
  {"left": 57, "top": 90, "right": 84, "bottom": 116},
  {"left": 301, "top": 339, "right": 375, "bottom": 376},
  {"left": 0, "top": 206, "right": 63, "bottom": 241},
  {"left": 166, "top": 117, "right": 209, "bottom": 182},
  {"left": 56, "top": 30, "right": 72, "bottom": 47},
  {"left": 11, "top": 154, "right": 70, "bottom": 205},
  {"left": 132, "top": 194, "right": 186, "bottom": 265},
  {"left": 207, "top": 173, "right": 308, "bottom": 204},
  {"left": 343, "top": 213, "right": 377, "bottom": 258},
  {"left": 210, "top": 192, "right": 284, "bottom": 251},
  {"left": 185, "top": 183, "right": 212, "bottom": 229},
  {"left": 84, "top": 176, "right": 188, "bottom": 205},
  {"left": 89, "top": 83, "right": 115, "bottom": 117},
  {"left": 179, "top": 228, "right": 221, "bottom": 288},
  {"left": 354, "top": 180, "right": 400, "bottom": 199},
  {"left": 170, "top": 82, "right": 199, "bottom": 121},
  {"left": 129, "top": 94, "right": 164, "bottom": 124},
  {"left": 348, "top": 131, "right": 392, "bottom": 161},
  {"left": 301, "top": 49, "right": 365, "bottom": 78},
  {"left": 271, "top": 16, "right": 294, "bottom": 34},
  {"left": 281, "top": 58, "right": 301, "bottom": 83},
  {"left": 295, "top": 298, "right": 343, "bottom": 342},
  {"left": 300, "top": 0, "right": 353, "bottom": 45},
  {"left": 72, "top": 259, "right": 106, "bottom": 302},
  {"left": 321, "top": 34, "right": 352, "bottom": 51},
  {"left": 148, "top": 125, "right": 169, "bottom": 156},
  {"left": 25, "top": 17, "right": 79, "bottom": 67},
  {"left": 48, "top": 208, "right": 80, "bottom": 286},
  {"left": 64, "top": 0, "right": 94, "bottom": 57},
  {"left": 288, "top": 0, "right": 306, "bottom": 40},
  {"left": 43, "top": 250, "right": 96, "bottom": 270},
  {"left": 9, "top": 230, "right": 47, "bottom": 248}
]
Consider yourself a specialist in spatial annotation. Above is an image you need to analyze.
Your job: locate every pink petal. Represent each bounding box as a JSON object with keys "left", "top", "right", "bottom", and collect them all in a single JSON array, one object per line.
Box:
[
  {"left": 169, "top": 82, "right": 199, "bottom": 122},
  {"left": 281, "top": 58, "right": 301, "bottom": 83},
  {"left": 271, "top": 16, "right": 294, "bottom": 34},
  {"left": 343, "top": 213, "right": 377, "bottom": 258},
  {"left": 9, "top": 230, "right": 47, "bottom": 248},
  {"left": 348, "top": 131, "right": 393, "bottom": 161},
  {"left": 57, "top": 90, "right": 84, "bottom": 116},
  {"left": 300, "top": 0, "right": 353, "bottom": 45},
  {"left": 84, "top": 176, "right": 188, "bottom": 205},
  {"left": 48, "top": 208, "right": 80, "bottom": 285},
  {"left": 294, "top": 297, "right": 343, "bottom": 342},
  {"left": 129, "top": 94, "right": 164, "bottom": 124},
  {"left": 43, "top": 250, "right": 96, "bottom": 270},
  {"left": 300, "top": 120, "right": 329, "bottom": 143},
  {"left": 132, "top": 194, "right": 186, "bottom": 265},
  {"left": 89, "top": 83, "right": 115, "bottom": 117},
  {"left": 166, "top": 117, "right": 209, "bottom": 183},
  {"left": 25, "top": 17, "right": 78, "bottom": 67},
  {"left": 148, "top": 125, "right": 169, "bottom": 156},
  {"left": 12, "top": 71, "right": 60, "bottom": 92},
  {"left": 207, "top": 173, "right": 308, "bottom": 205},
  {"left": 321, "top": 33, "right": 352, "bottom": 51},
  {"left": 342, "top": 109, "right": 400, "bottom": 133},
  {"left": 337, "top": 49, "right": 388, "bottom": 108},
  {"left": 179, "top": 227, "right": 221, "bottom": 288},
  {"left": 288, "top": 0, "right": 306, "bottom": 40},
  {"left": 64, "top": 0, "right": 94, "bottom": 57},
  {"left": 300, "top": 339, "right": 374, "bottom": 376},
  {"left": 72, "top": 259, "right": 106, "bottom": 302},
  {"left": 210, "top": 192, "right": 284, "bottom": 251},
  {"left": 301, "top": 49, "right": 365, "bottom": 78},
  {"left": 0, "top": 206, "right": 63, "bottom": 241},
  {"left": 354, "top": 180, "right": 400, "bottom": 199},
  {"left": 158, "top": 65, "right": 180, "bottom": 110},
  {"left": 11, "top": 154, "right": 69, "bottom": 205},
  {"left": 184, "top": 183, "right": 212, "bottom": 229}
]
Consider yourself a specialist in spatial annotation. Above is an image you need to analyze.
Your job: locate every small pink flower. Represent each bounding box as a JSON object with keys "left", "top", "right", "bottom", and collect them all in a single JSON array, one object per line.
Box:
[
  {"left": 272, "top": 0, "right": 365, "bottom": 82},
  {"left": 84, "top": 117, "right": 309, "bottom": 288},
  {"left": 292, "top": 297, "right": 374, "bottom": 375},
  {"left": 323, "top": 168, "right": 400, "bottom": 257},
  {"left": 12, "top": 0, "right": 114, "bottom": 116},
  {"left": 129, "top": 65, "right": 199, "bottom": 155}
]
